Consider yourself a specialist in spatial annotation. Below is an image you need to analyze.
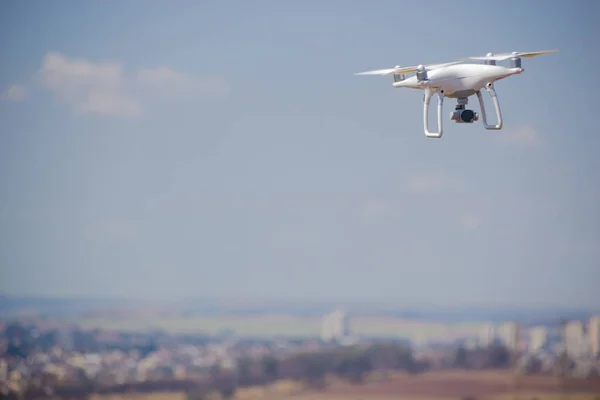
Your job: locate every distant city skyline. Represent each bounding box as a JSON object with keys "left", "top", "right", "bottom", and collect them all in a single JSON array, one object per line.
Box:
[{"left": 1, "top": 1, "right": 599, "bottom": 307}]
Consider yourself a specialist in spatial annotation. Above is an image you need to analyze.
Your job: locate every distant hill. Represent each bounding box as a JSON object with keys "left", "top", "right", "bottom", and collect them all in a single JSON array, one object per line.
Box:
[
  {"left": 0, "top": 295, "right": 135, "bottom": 317},
  {"left": 0, "top": 295, "right": 597, "bottom": 326}
]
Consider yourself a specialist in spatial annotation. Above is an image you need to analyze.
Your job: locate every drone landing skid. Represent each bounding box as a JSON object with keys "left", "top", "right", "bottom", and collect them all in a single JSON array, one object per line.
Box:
[
  {"left": 423, "top": 88, "right": 444, "bottom": 138},
  {"left": 476, "top": 86, "right": 503, "bottom": 130},
  {"left": 422, "top": 85, "right": 503, "bottom": 138}
]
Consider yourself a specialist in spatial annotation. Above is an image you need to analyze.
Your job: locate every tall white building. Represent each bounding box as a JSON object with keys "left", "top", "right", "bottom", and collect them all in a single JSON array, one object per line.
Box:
[
  {"left": 564, "top": 320, "right": 585, "bottom": 358},
  {"left": 529, "top": 326, "right": 548, "bottom": 353},
  {"left": 498, "top": 321, "right": 519, "bottom": 350},
  {"left": 479, "top": 323, "right": 496, "bottom": 348},
  {"left": 589, "top": 316, "right": 600, "bottom": 359},
  {"left": 0, "top": 359, "right": 7, "bottom": 382},
  {"left": 321, "top": 309, "right": 350, "bottom": 342}
]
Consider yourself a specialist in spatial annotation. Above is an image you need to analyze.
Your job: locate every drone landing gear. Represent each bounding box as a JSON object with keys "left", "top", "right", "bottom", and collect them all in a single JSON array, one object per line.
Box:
[
  {"left": 422, "top": 85, "right": 503, "bottom": 138},
  {"left": 423, "top": 88, "right": 444, "bottom": 138},
  {"left": 476, "top": 84, "right": 503, "bottom": 130}
]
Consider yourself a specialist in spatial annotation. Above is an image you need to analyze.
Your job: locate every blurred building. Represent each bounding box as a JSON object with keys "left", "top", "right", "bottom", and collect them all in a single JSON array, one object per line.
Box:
[
  {"left": 479, "top": 323, "right": 495, "bottom": 348},
  {"left": 589, "top": 316, "right": 600, "bottom": 359},
  {"left": 320, "top": 309, "right": 350, "bottom": 342},
  {"left": 0, "top": 359, "right": 7, "bottom": 382},
  {"left": 497, "top": 321, "right": 519, "bottom": 350},
  {"left": 564, "top": 320, "right": 585, "bottom": 358},
  {"left": 529, "top": 326, "right": 548, "bottom": 353}
]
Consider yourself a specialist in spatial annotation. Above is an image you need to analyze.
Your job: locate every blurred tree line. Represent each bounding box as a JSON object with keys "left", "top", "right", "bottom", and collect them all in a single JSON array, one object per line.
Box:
[
  {"left": 185, "top": 342, "right": 423, "bottom": 400},
  {"left": 183, "top": 342, "right": 512, "bottom": 399},
  {"left": 449, "top": 344, "right": 511, "bottom": 370}
]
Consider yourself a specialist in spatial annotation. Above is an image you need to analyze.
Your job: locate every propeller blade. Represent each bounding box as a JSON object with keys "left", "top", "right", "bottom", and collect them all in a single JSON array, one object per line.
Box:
[
  {"left": 515, "top": 50, "right": 559, "bottom": 58},
  {"left": 423, "top": 61, "right": 463, "bottom": 70},
  {"left": 354, "top": 61, "right": 461, "bottom": 76},
  {"left": 354, "top": 67, "right": 403, "bottom": 76},
  {"left": 463, "top": 50, "right": 558, "bottom": 61}
]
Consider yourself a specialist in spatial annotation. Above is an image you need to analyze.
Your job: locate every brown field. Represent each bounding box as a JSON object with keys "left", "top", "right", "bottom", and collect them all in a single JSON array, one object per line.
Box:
[
  {"left": 89, "top": 370, "right": 600, "bottom": 400},
  {"left": 324, "top": 370, "right": 600, "bottom": 399}
]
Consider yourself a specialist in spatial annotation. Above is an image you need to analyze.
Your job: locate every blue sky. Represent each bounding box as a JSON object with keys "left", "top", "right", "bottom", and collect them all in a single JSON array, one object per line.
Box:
[{"left": 1, "top": 0, "right": 598, "bottom": 308}]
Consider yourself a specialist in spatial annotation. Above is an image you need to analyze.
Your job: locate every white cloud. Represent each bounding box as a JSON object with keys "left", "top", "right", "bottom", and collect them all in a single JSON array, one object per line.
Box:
[
  {"left": 1, "top": 84, "right": 28, "bottom": 101},
  {"left": 6, "top": 51, "right": 229, "bottom": 117},
  {"left": 35, "top": 52, "right": 142, "bottom": 117},
  {"left": 495, "top": 125, "right": 541, "bottom": 148}
]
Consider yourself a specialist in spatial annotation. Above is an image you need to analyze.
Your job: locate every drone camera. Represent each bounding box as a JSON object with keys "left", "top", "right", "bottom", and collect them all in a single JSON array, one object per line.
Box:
[
  {"left": 450, "top": 109, "right": 479, "bottom": 124},
  {"left": 460, "top": 109, "right": 478, "bottom": 123}
]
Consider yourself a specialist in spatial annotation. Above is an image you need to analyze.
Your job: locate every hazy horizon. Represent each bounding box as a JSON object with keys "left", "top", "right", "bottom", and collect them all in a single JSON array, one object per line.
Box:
[
  {"left": 1, "top": 292, "right": 599, "bottom": 314},
  {"left": 1, "top": 1, "right": 599, "bottom": 308}
]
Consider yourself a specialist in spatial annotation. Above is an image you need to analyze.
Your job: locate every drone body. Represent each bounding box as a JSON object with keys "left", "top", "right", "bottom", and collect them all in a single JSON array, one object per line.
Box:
[{"left": 355, "top": 50, "right": 558, "bottom": 138}]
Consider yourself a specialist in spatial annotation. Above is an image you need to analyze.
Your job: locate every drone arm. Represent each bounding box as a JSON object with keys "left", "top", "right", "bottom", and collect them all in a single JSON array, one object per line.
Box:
[
  {"left": 423, "top": 88, "right": 444, "bottom": 138},
  {"left": 476, "top": 85, "right": 503, "bottom": 130}
]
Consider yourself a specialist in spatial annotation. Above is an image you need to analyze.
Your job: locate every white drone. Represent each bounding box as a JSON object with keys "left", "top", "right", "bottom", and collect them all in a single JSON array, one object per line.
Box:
[{"left": 355, "top": 50, "right": 558, "bottom": 138}]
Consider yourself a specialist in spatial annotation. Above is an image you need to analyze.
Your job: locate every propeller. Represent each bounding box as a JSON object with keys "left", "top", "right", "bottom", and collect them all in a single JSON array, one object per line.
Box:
[
  {"left": 354, "top": 61, "right": 461, "bottom": 76},
  {"left": 463, "top": 50, "right": 558, "bottom": 61}
]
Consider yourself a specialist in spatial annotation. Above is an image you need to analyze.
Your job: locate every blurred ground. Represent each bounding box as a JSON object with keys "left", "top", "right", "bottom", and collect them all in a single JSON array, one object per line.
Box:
[{"left": 89, "top": 370, "right": 600, "bottom": 400}]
